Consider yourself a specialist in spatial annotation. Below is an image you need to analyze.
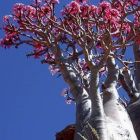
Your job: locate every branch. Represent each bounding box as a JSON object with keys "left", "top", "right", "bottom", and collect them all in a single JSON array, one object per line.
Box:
[
  {"left": 103, "top": 56, "right": 120, "bottom": 100},
  {"left": 119, "top": 68, "right": 140, "bottom": 102},
  {"left": 133, "top": 44, "right": 140, "bottom": 90}
]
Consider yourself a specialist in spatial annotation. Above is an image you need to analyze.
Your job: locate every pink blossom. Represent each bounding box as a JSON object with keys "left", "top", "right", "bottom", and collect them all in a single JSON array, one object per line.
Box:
[
  {"left": 13, "top": 3, "right": 25, "bottom": 12},
  {"left": 50, "top": 0, "right": 59, "bottom": 4},
  {"left": 62, "top": 1, "right": 81, "bottom": 15},
  {"left": 131, "top": 0, "right": 138, "bottom": 4},
  {"left": 3, "top": 15, "right": 13, "bottom": 22},
  {"left": 33, "top": 42, "right": 44, "bottom": 51},
  {"left": 111, "top": 9, "right": 120, "bottom": 17},
  {"left": 89, "top": 5, "right": 97, "bottom": 14},
  {"left": 13, "top": 3, "right": 25, "bottom": 18},
  {"left": 136, "top": 40, "right": 140, "bottom": 45},
  {"left": 98, "top": 1, "right": 111, "bottom": 12},
  {"left": 75, "top": 0, "right": 87, "bottom": 3},
  {"left": 112, "top": 1, "right": 123, "bottom": 12},
  {"left": 13, "top": 3, "right": 25, "bottom": 9},
  {"left": 104, "top": 8, "right": 120, "bottom": 22},
  {"left": 127, "top": 0, "right": 139, "bottom": 5},
  {"left": 0, "top": 32, "right": 18, "bottom": 48},
  {"left": 80, "top": 4, "right": 89, "bottom": 17},
  {"left": 135, "top": 33, "right": 140, "bottom": 45},
  {"left": 122, "top": 23, "right": 131, "bottom": 34},
  {"left": 134, "top": 15, "right": 140, "bottom": 27},
  {"left": 24, "top": 5, "right": 36, "bottom": 18},
  {"left": 41, "top": 4, "right": 51, "bottom": 15}
]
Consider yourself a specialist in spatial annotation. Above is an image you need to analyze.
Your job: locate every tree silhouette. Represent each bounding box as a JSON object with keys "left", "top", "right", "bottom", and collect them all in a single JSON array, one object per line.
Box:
[{"left": 1, "top": 0, "right": 140, "bottom": 139}]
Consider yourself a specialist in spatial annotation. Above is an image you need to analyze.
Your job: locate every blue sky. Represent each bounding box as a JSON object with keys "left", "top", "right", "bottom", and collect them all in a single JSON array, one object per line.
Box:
[{"left": 0, "top": 1, "right": 76, "bottom": 140}]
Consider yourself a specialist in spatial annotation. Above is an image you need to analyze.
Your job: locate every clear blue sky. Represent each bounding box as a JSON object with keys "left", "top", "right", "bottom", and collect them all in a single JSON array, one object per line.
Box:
[{"left": 0, "top": 1, "right": 76, "bottom": 140}]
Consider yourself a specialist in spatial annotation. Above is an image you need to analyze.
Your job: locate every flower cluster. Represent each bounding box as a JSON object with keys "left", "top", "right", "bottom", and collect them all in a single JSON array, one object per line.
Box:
[
  {"left": 0, "top": 33, "right": 19, "bottom": 48},
  {"left": 0, "top": 0, "right": 140, "bottom": 74},
  {"left": 0, "top": 0, "right": 140, "bottom": 105}
]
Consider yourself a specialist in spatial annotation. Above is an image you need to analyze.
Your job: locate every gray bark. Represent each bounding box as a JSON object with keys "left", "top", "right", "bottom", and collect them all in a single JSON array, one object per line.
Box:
[
  {"left": 127, "top": 44, "right": 140, "bottom": 139},
  {"left": 89, "top": 68, "right": 107, "bottom": 140},
  {"left": 133, "top": 44, "right": 140, "bottom": 90},
  {"left": 59, "top": 58, "right": 138, "bottom": 140},
  {"left": 119, "top": 69, "right": 140, "bottom": 102},
  {"left": 103, "top": 57, "right": 137, "bottom": 140},
  {"left": 60, "top": 63, "right": 91, "bottom": 140}
]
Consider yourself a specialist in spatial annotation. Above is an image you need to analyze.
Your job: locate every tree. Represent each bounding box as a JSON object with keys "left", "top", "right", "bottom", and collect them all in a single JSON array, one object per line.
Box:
[{"left": 0, "top": 0, "right": 140, "bottom": 139}]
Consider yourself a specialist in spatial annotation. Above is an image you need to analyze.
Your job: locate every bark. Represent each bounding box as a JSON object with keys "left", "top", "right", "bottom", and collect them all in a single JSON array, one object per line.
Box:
[
  {"left": 133, "top": 44, "right": 140, "bottom": 90},
  {"left": 128, "top": 101, "right": 140, "bottom": 139},
  {"left": 89, "top": 68, "right": 107, "bottom": 140},
  {"left": 103, "top": 57, "right": 137, "bottom": 140},
  {"left": 127, "top": 44, "right": 140, "bottom": 139},
  {"left": 60, "top": 63, "right": 91, "bottom": 140},
  {"left": 119, "top": 69, "right": 140, "bottom": 102},
  {"left": 74, "top": 88, "right": 91, "bottom": 140},
  {"left": 59, "top": 58, "right": 139, "bottom": 140}
]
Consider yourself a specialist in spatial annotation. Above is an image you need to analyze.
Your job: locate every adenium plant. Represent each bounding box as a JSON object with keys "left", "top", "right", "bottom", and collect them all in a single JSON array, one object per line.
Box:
[{"left": 1, "top": 0, "right": 140, "bottom": 140}]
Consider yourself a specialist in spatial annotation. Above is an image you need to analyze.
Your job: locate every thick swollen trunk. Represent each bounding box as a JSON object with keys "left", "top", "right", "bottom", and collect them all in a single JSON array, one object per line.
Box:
[
  {"left": 60, "top": 63, "right": 91, "bottom": 140},
  {"left": 128, "top": 101, "right": 140, "bottom": 139},
  {"left": 103, "top": 57, "right": 137, "bottom": 140},
  {"left": 74, "top": 89, "right": 91, "bottom": 140},
  {"left": 60, "top": 61, "right": 138, "bottom": 140},
  {"left": 127, "top": 44, "right": 140, "bottom": 139},
  {"left": 89, "top": 69, "right": 107, "bottom": 140}
]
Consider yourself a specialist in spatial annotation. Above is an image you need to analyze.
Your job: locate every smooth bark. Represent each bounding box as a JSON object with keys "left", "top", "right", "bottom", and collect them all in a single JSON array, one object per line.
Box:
[
  {"left": 103, "top": 57, "right": 137, "bottom": 140},
  {"left": 89, "top": 68, "right": 107, "bottom": 140},
  {"left": 127, "top": 44, "right": 140, "bottom": 139},
  {"left": 60, "top": 63, "right": 91, "bottom": 140}
]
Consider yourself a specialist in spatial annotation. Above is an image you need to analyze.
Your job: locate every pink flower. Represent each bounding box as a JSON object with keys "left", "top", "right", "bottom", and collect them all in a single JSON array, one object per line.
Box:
[
  {"left": 135, "top": 34, "right": 140, "bottom": 45},
  {"left": 13, "top": 3, "right": 25, "bottom": 18},
  {"left": 136, "top": 40, "right": 140, "bottom": 45},
  {"left": 13, "top": 3, "right": 25, "bottom": 12},
  {"left": 0, "top": 32, "right": 18, "bottom": 48},
  {"left": 33, "top": 42, "right": 44, "bottom": 51},
  {"left": 24, "top": 5, "right": 36, "bottom": 18},
  {"left": 75, "top": 0, "right": 87, "bottom": 3},
  {"left": 89, "top": 5, "right": 97, "bottom": 12},
  {"left": 50, "top": 0, "right": 59, "bottom": 4},
  {"left": 13, "top": 3, "right": 25, "bottom": 9},
  {"left": 41, "top": 4, "right": 51, "bottom": 15},
  {"left": 80, "top": 4, "right": 89, "bottom": 17},
  {"left": 127, "top": 0, "right": 138, "bottom": 5},
  {"left": 62, "top": 1, "right": 81, "bottom": 15},
  {"left": 111, "top": 9, "right": 120, "bottom": 17},
  {"left": 131, "top": 0, "right": 138, "bottom": 4},
  {"left": 3, "top": 15, "right": 13, "bottom": 22},
  {"left": 122, "top": 23, "right": 131, "bottom": 34},
  {"left": 134, "top": 15, "right": 140, "bottom": 27},
  {"left": 98, "top": 1, "right": 111, "bottom": 12}
]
